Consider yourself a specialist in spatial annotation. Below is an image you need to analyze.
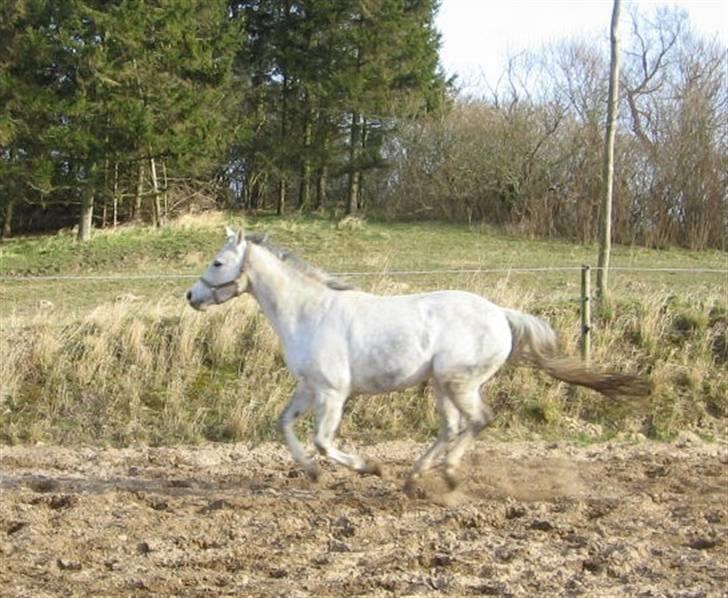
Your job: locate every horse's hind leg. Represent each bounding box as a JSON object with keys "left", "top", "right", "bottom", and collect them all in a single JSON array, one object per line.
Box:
[
  {"left": 439, "top": 375, "right": 497, "bottom": 490},
  {"left": 313, "top": 390, "right": 382, "bottom": 476},
  {"left": 278, "top": 384, "right": 318, "bottom": 480},
  {"left": 406, "top": 382, "right": 461, "bottom": 493}
]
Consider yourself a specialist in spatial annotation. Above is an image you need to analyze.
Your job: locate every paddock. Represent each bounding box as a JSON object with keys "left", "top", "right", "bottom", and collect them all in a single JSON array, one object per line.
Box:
[{"left": 1, "top": 438, "right": 725, "bottom": 596}]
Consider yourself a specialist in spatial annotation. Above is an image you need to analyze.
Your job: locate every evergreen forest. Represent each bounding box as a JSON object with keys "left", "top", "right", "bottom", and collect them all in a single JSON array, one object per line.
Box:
[{"left": 1, "top": 1, "right": 726, "bottom": 250}]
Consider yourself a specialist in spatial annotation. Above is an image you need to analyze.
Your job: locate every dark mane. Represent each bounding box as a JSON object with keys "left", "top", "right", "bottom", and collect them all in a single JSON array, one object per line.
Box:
[{"left": 245, "top": 232, "right": 355, "bottom": 291}]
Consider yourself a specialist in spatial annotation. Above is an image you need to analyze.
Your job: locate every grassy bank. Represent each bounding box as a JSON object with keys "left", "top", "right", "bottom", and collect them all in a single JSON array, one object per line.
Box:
[{"left": 1, "top": 214, "right": 726, "bottom": 445}]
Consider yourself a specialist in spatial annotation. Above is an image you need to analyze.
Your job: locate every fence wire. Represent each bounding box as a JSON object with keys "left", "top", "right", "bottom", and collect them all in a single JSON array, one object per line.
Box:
[{"left": 0, "top": 265, "right": 726, "bottom": 283}]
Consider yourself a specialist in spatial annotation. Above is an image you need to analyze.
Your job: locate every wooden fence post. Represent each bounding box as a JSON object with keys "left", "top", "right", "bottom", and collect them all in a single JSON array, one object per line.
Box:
[{"left": 581, "top": 265, "right": 592, "bottom": 364}]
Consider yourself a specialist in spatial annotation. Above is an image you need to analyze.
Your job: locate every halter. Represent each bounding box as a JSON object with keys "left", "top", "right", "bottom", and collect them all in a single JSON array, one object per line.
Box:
[{"left": 198, "top": 243, "right": 251, "bottom": 304}]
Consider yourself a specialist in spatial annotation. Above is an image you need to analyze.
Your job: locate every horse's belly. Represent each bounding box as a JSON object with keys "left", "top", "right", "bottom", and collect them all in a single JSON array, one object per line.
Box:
[
  {"left": 349, "top": 347, "right": 432, "bottom": 394},
  {"left": 351, "top": 368, "right": 431, "bottom": 394}
]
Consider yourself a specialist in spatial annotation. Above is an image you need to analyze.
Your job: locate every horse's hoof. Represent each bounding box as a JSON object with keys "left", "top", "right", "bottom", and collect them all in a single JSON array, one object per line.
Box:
[
  {"left": 305, "top": 465, "right": 321, "bottom": 483},
  {"left": 359, "top": 460, "right": 383, "bottom": 477},
  {"left": 404, "top": 477, "right": 422, "bottom": 498},
  {"left": 443, "top": 468, "right": 460, "bottom": 491}
]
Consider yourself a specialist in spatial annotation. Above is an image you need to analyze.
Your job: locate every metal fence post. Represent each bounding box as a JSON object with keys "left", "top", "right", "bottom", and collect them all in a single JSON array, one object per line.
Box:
[{"left": 581, "top": 265, "right": 591, "bottom": 364}]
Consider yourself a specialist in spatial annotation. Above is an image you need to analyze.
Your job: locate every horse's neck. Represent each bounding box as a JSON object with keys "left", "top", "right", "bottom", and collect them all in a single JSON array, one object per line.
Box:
[{"left": 247, "top": 244, "right": 328, "bottom": 343}]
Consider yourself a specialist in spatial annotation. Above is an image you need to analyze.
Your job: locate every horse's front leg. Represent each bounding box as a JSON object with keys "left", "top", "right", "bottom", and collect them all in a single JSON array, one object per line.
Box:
[
  {"left": 313, "top": 389, "right": 382, "bottom": 477},
  {"left": 278, "top": 384, "right": 319, "bottom": 480}
]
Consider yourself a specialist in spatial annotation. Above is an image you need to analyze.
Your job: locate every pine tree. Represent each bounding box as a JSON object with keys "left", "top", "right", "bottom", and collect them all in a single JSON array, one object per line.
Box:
[
  {"left": 1, "top": 0, "right": 239, "bottom": 238},
  {"left": 230, "top": 0, "right": 446, "bottom": 215},
  {"left": 337, "top": 0, "right": 446, "bottom": 214},
  {"left": 0, "top": 0, "right": 29, "bottom": 237}
]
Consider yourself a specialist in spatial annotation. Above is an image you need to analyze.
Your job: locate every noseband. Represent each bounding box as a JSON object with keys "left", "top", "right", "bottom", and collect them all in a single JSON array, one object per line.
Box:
[{"left": 198, "top": 244, "right": 250, "bottom": 304}]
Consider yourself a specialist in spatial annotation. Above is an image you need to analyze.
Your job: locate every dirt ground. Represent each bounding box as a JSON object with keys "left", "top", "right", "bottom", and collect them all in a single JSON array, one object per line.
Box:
[{"left": 1, "top": 436, "right": 726, "bottom": 597}]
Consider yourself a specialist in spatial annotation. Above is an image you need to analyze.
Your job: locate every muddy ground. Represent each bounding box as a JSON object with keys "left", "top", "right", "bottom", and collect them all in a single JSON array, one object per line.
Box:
[{"left": 1, "top": 437, "right": 726, "bottom": 597}]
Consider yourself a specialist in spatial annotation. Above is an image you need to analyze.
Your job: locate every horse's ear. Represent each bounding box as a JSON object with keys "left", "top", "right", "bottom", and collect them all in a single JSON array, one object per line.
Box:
[{"left": 225, "top": 225, "right": 235, "bottom": 239}]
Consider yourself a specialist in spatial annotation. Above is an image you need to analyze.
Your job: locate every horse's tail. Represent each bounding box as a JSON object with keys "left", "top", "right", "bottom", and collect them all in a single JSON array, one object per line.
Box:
[{"left": 504, "top": 309, "right": 651, "bottom": 398}]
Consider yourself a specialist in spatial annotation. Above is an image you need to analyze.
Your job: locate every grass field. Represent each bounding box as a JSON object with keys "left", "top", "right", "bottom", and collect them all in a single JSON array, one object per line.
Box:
[{"left": 1, "top": 213, "right": 726, "bottom": 446}]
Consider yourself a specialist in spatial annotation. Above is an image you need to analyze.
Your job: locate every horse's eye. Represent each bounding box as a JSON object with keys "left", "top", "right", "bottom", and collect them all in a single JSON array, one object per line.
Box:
[{"left": 213, "top": 260, "right": 223, "bottom": 268}]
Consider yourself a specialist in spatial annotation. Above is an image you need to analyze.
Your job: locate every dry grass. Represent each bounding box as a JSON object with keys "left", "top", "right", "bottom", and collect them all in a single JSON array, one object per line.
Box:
[
  {"left": 1, "top": 214, "right": 725, "bottom": 445},
  {"left": 1, "top": 277, "right": 725, "bottom": 446}
]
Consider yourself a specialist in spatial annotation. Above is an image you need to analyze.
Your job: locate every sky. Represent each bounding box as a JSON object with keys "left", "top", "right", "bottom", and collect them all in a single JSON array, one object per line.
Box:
[{"left": 436, "top": 0, "right": 728, "bottom": 96}]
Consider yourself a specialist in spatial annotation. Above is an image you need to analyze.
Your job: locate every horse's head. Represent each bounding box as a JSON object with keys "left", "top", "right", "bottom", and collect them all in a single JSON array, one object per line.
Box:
[{"left": 186, "top": 226, "right": 249, "bottom": 311}]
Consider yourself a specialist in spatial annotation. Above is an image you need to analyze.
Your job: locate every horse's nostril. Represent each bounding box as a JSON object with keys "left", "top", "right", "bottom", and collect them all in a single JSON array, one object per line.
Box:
[{"left": 186, "top": 290, "right": 192, "bottom": 302}]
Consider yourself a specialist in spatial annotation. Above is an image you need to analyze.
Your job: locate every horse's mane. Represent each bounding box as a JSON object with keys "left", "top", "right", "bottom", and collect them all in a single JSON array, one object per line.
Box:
[{"left": 245, "top": 233, "right": 355, "bottom": 292}]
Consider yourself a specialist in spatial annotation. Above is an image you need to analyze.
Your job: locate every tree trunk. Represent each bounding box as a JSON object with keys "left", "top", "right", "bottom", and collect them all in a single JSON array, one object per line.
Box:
[
  {"left": 315, "top": 165, "right": 328, "bottom": 211},
  {"left": 161, "top": 160, "right": 169, "bottom": 221},
  {"left": 149, "top": 153, "right": 163, "bottom": 227},
  {"left": 248, "top": 170, "right": 262, "bottom": 210},
  {"left": 247, "top": 68, "right": 267, "bottom": 211},
  {"left": 597, "top": 0, "right": 621, "bottom": 305},
  {"left": 134, "top": 161, "right": 145, "bottom": 221},
  {"left": 1, "top": 199, "right": 15, "bottom": 239},
  {"left": 78, "top": 164, "right": 96, "bottom": 242},
  {"left": 101, "top": 157, "right": 109, "bottom": 229},
  {"left": 112, "top": 162, "right": 119, "bottom": 228},
  {"left": 277, "top": 73, "right": 289, "bottom": 216},
  {"left": 359, "top": 117, "right": 368, "bottom": 212},
  {"left": 298, "top": 117, "right": 313, "bottom": 210},
  {"left": 347, "top": 111, "right": 361, "bottom": 215},
  {"left": 277, "top": 180, "right": 287, "bottom": 216}
]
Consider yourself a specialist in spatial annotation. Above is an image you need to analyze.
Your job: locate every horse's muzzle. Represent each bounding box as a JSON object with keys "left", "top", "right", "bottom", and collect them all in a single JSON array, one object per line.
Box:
[{"left": 185, "top": 288, "right": 209, "bottom": 311}]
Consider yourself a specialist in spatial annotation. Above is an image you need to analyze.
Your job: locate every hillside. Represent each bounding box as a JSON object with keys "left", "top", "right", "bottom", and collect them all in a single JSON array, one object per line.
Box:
[{"left": 0, "top": 214, "right": 726, "bottom": 445}]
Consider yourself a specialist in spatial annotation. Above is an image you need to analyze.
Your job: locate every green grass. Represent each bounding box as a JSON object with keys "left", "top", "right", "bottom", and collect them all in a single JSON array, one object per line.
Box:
[
  {"left": 1, "top": 212, "right": 725, "bottom": 317},
  {"left": 0, "top": 212, "right": 726, "bottom": 446}
]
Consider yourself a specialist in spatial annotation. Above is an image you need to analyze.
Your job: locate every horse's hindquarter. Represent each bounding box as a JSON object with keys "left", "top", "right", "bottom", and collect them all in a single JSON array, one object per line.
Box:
[{"left": 340, "top": 290, "right": 513, "bottom": 394}]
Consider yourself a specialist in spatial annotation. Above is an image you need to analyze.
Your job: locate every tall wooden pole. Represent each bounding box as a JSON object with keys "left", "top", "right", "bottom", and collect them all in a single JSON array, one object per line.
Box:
[
  {"left": 581, "top": 265, "right": 592, "bottom": 364},
  {"left": 597, "top": 0, "right": 622, "bottom": 305}
]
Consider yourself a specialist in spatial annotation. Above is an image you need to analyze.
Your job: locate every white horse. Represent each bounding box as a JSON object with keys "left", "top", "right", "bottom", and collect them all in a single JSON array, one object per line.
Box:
[{"left": 187, "top": 228, "right": 649, "bottom": 490}]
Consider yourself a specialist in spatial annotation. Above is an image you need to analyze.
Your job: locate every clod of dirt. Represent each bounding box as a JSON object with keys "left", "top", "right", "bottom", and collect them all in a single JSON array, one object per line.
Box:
[
  {"left": 675, "top": 431, "right": 703, "bottom": 447},
  {"left": 146, "top": 497, "right": 169, "bottom": 511},
  {"left": 205, "top": 498, "right": 230, "bottom": 512},
  {"left": 645, "top": 464, "right": 669, "bottom": 478},
  {"left": 28, "top": 477, "right": 58, "bottom": 493},
  {"left": 167, "top": 478, "right": 193, "bottom": 488},
  {"left": 136, "top": 541, "right": 152, "bottom": 555},
  {"left": 48, "top": 494, "right": 77, "bottom": 510},
  {"left": 704, "top": 511, "right": 722, "bottom": 524},
  {"left": 505, "top": 504, "right": 527, "bottom": 519},
  {"left": 562, "top": 531, "right": 589, "bottom": 548},
  {"left": 269, "top": 568, "right": 288, "bottom": 578},
  {"left": 426, "top": 576, "right": 450, "bottom": 591},
  {"left": 582, "top": 557, "right": 605, "bottom": 574},
  {"left": 6, "top": 521, "right": 28, "bottom": 536},
  {"left": 494, "top": 547, "right": 518, "bottom": 563},
  {"left": 585, "top": 499, "right": 618, "bottom": 519},
  {"left": 529, "top": 519, "right": 555, "bottom": 531},
  {"left": 328, "top": 539, "right": 351, "bottom": 553},
  {"left": 688, "top": 537, "right": 720, "bottom": 551},
  {"left": 30, "top": 494, "right": 77, "bottom": 510},
  {"left": 431, "top": 553, "right": 454, "bottom": 567},
  {"left": 332, "top": 516, "right": 356, "bottom": 538},
  {"left": 311, "top": 554, "right": 330, "bottom": 567},
  {"left": 477, "top": 581, "right": 510, "bottom": 595},
  {"left": 57, "top": 559, "right": 82, "bottom": 571}
]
